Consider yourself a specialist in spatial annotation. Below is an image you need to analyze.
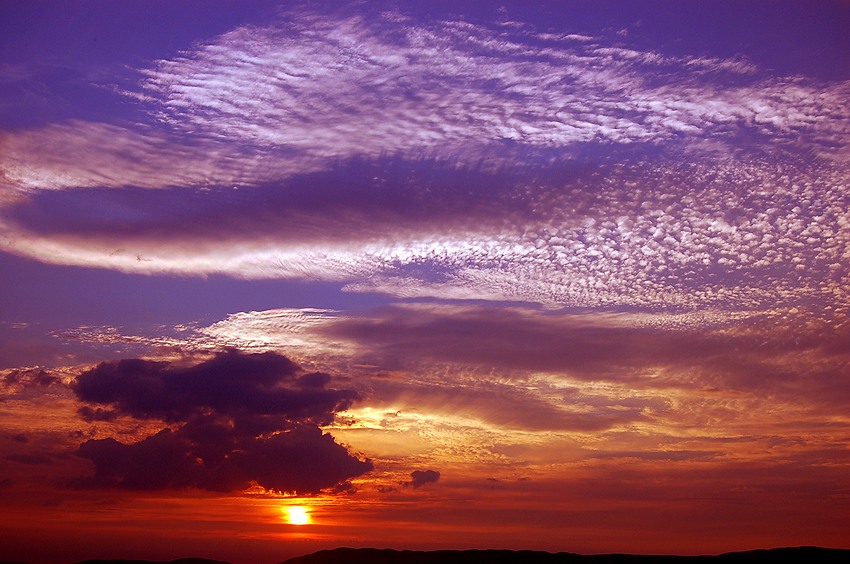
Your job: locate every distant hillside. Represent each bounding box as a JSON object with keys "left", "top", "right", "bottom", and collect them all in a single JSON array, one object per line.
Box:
[
  {"left": 3, "top": 560, "right": 231, "bottom": 564},
  {"left": 4, "top": 547, "right": 847, "bottom": 564},
  {"left": 280, "top": 546, "right": 850, "bottom": 564},
  {"left": 75, "top": 559, "right": 232, "bottom": 564}
]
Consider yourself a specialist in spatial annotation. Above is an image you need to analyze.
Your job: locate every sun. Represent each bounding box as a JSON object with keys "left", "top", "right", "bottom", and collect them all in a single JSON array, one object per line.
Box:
[{"left": 286, "top": 505, "right": 311, "bottom": 525}]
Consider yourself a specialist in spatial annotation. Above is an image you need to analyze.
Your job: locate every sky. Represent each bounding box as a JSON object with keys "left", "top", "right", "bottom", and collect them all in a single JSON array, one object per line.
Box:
[{"left": 1, "top": 1, "right": 849, "bottom": 562}]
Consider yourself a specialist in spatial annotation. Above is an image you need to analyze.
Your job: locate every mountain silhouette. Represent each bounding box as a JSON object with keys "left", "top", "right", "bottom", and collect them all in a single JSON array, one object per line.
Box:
[
  {"left": 4, "top": 547, "right": 848, "bottom": 564},
  {"left": 74, "top": 560, "right": 232, "bottom": 564},
  {"left": 280, "top": 546, "right": 850, "bottom": 564}
]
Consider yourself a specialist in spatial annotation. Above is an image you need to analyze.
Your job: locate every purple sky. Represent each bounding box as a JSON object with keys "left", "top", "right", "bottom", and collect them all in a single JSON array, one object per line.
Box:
[{"left": 1, "top": 2, "right": 849, "bottom": 562}]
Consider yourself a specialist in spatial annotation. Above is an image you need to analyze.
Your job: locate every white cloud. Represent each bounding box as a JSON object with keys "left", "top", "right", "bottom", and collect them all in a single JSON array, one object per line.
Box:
[
  {"left": 2, "top": 151, "right": 848, "bottom": 316},
  {"left": 0, "top": 121, "right": 331, "bottom": 193},
  {"left": 2, "top": 8, "right": 847, "bottom": 198},
  {"left": 135, "top": 10, "right": 849, "bottom": 159}
]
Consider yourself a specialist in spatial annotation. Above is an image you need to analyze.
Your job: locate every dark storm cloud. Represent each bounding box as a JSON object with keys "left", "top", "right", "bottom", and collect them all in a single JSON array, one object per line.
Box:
[
  {"left": 70, "top": 350, "right": 372, "bottom": 493},
  {"left": 73, "top": 425, "right": 371, "bottom": 493},
  {"left": 73, "top": 349, "right": 356, "bottom": 431},
  {"left": 402, "top": 469, "right": 440, "bottom": 489}
]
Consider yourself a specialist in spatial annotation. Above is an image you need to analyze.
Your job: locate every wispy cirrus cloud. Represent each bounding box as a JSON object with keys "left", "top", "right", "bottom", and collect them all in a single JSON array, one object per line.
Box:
[
  {"left": 0, "top": 120, "right": 328, "bottom": 193},
  {"left": 2, "top": 5, "right": 848, "bottom": 198},
  {"left": 137, "top": 9, "right": 849, "bottom": 158}
]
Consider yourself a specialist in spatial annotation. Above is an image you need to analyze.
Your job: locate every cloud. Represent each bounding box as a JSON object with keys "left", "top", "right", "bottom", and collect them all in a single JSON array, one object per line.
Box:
[
  {"left": 316, "top": 303, "right": 742, "bottom": 377},
  {"left": 73, "top": 349, "right": 355, "bottom": 429},
  {"left": 0, "top": 9, "right": 846, "bottom": 437},
  {"left": 3, "top": 151, "right": 849, "bottom": 316},
  {"left": 2, "top": 368, "right": 60, "bottom": 389},
  {"left": 402, "top": 469, "right": 440, "bottom": 489},
  {"left": 310, "top": 303, "right": 850, "bottom": 417},
  {"left": 53, "top": 300, "right": 850, "bottom": 442},
  {"left": 70, "top": 350, "right": 372, "bottom": 493},
  {"left": 136, "top": 9, "right": 849, "bottom": 159},
  {"left": 81, "top": 302, "right": 848, "bottom": 438},
  {"left": 359, "top": 378, "right": 654, "bottom": 433},
  {"left": 74, "top": 425, "right": 371, "bottom": 493},
  {"left": 1, "top": 9, "right": 848, "bottom": 315},
  {"left": 2, "top": 8, "right": 847, "bottom": 197},
  {"left": 4, "top": 453, "right": 52, "bottom": 465},
  {"left": 0, "top": 120, "right": 326, "bottom": 193}
]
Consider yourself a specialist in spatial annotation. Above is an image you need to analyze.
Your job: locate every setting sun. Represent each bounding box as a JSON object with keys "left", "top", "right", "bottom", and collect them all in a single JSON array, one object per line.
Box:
[{"left": 286, "top": 506, "right": 311, "bottom": 525}]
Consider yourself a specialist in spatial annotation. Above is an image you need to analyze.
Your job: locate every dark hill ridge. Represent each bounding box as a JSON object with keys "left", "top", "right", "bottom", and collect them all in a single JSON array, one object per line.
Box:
[
  {"left": 280, "top": 547, "right": 850, "bottom": 564},
  {"left": 3, "top": 548, "right": 847, "bottom": 564},
  {"left": 0, "top": 560, "right": 229, "bottom": 564},
  {"left": 74, "top": 560, "right": 231, "bottom": 564}
]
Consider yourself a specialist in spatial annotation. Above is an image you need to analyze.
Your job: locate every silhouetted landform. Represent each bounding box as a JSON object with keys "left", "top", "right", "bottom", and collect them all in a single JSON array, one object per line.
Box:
[
  {"left": 74, "top": 560, "right": 231, "bottom": 564},
  {"left": 4, "top": 548, "right": 847, "bottom": 564},
  {"left": 281, "top": 546, "right": 850, "bottom": 564}
]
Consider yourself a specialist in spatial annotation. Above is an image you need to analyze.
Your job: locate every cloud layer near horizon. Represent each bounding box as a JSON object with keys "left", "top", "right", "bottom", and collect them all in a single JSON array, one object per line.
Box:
[
  {"left": 70, "top": 350, "right": 372, "bottom": 493},
  {"left": 59, "top": 303, "right": 848, "bottom": 458}
]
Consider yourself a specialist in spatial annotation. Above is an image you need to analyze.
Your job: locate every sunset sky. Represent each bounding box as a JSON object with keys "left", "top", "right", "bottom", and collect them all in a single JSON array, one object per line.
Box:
[{"left": 1, "top": 1, "right": 849, "bottom": 562}]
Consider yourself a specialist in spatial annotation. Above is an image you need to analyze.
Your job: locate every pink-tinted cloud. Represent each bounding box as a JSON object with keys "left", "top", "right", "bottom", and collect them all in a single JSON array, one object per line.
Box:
[
  {"left": 3, "top": 153, "right": 848, "bottom": 316},
  {"left": 134, "top": 10, "right": 849, "bottom": 158}
]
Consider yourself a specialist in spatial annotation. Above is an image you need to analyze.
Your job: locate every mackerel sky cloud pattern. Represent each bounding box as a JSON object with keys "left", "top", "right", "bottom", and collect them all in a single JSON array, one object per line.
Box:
[
  {"left": 137, "top": 10, "right": 847, "bottom": 155},
  {"left": 1, "top": 6, "right": 849, "bottom": 317}
]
